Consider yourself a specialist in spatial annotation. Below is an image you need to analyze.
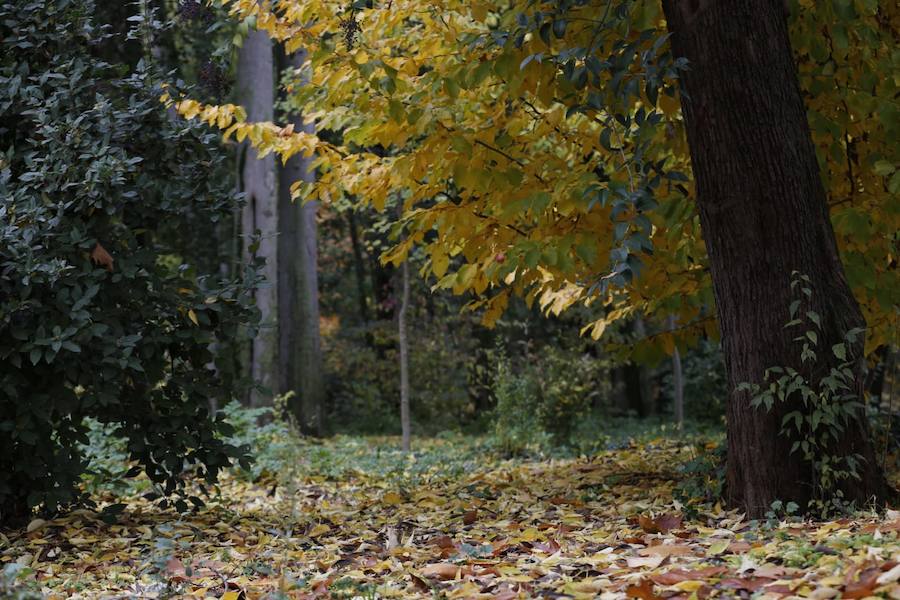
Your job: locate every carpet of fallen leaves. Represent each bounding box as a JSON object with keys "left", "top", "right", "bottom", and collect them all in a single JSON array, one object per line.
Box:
[{"left": 2, "top": 436, "right": 900, "bottom": 599}]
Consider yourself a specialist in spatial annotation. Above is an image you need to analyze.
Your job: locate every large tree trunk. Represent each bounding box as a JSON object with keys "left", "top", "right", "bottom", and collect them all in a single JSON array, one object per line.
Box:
[
  {"left": 277, "top": 48, "right": 325, "bottom": 435},
  {"left": 662, "top": 0, "right": 890, "bottom": 515},
  {"left": 398, "top": 259, "right": 411, "bottom": 452},
  {"left": 237, "top": 30, "right": 278, "bottom": 408}
]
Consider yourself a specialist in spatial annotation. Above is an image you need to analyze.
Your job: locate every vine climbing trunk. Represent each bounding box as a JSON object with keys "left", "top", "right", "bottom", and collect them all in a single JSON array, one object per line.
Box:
[
  {"left": 237, "top": 29, "right": 277, "bottom": 408},
  {"left": 662, "top": 0, "right": 890, "bottom": 516}
]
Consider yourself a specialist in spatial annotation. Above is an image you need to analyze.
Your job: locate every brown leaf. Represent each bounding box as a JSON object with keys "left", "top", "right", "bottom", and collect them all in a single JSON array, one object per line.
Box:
[
  {"left": 431, "top": 535, "right": 454, "bottom": 549},
  {"left": 843, "top": 567, "right": 881, "bottom": 599},
  {"left": 164, "top": 557, "right": 188, "bottom": 582},
  {"left": 90, "top": 243, "right": 114, "bottom": 271},
  {"left": 410, "top": 574, "right": 430, "bottom": 592},
  {"left": 727, "top": 541, "right": 752, "bottom": 553},
  {"left": 462, "top": 510, "right": 478, "bottom": 525},
  {"left": 421, "top": 563, "right": 471, "bottom": 580},
  {"left": 549, "top": 495, "right": 574, "bottom": 505},
  {"left": 639, "top": 513, "right": 683, "bottom": 534},
  {"left": 625, "top": 579, "right": 662, "bottom": 600}
]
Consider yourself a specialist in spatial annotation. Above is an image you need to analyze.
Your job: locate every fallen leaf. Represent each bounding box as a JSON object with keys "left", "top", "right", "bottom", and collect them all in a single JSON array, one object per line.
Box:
[
  {"left": 843, "top": 566, "right": 881, "bottom": 599},
  {"left": 639, "top": 513, "right": 683, "bottom": 534},
  {"left": 382, "top": 491, "right": 404, "bottom": 505},
  {"left": 706, "top": 539, "right": 729, "bottom": 556},
  {"left": 421, "top": 563, "right": 470, "bottom": 580},
  {"left": 462, "top": 510, "right": 477, "bottom": 525},
  {"left": 626, "top": 579, "right": 662, "bottom": 600},
  {"left": 26, "top": 519, "right": 47, "bottom": 534},
  {"left": 878, "top": 563, "right": 900, "bottom": 585}
]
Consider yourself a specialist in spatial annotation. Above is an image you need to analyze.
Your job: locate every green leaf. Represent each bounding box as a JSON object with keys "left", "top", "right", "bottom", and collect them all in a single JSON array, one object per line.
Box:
[
  {"left": 806, "top": 310, "right": 820, "bottom": 329},
  {"left": 831, "top": 343, "right": 846, "bottom": 360},
  {"left": 873, "top": 160, "right": 895, "bottom": 176}
]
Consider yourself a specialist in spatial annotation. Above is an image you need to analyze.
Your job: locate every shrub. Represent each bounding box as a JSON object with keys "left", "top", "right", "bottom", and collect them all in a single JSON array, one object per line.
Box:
[
  {"left": 0, "top": 1, "right": 257, "bottom": 525},
  {"left": 533, "top": 345, "right": 613, "bottom": 444},
  {"left": 491, "top": 347, "right": 543, "bottom": 456}
]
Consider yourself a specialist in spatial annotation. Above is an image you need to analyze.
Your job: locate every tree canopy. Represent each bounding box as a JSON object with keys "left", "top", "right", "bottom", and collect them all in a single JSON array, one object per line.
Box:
[{"left": 172, "top": 0, "right": 898, "bottom": 362}]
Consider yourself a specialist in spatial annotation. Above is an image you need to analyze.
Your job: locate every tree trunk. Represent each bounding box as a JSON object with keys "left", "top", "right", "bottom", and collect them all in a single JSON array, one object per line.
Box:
[
  {"left": 633, "top": 316, "right": 654, "bottom": 415},
  {"left": 237, "top": 29, "right": 278, "bottom": 408},
  {"left": 668, "top": 315, "right": 684, "bottom": 427},
  {"left": 277, "top": 48, "right": 325, "bottom": 435},
  {"left": 662, "top": 0, "right": 890, "bottom": 515},
  {"left": 398, "top": 259, "right": 411, "bottom": 452},
  {"left": 346, "top": 210, "right": 372, "bottom": 326}
]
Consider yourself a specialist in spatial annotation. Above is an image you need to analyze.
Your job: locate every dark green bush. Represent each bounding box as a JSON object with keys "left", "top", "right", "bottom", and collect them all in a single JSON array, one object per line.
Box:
[{"left": 0, "top": 0, "right": 258, "bottom": 525}]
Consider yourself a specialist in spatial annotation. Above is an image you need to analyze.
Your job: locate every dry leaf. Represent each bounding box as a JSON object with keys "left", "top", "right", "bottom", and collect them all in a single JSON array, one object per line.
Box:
[
  {"left": 421, "top": 563, "right": 470, "bottom": 580},
  {"left": 625, "top": 579, "right": 662, "bottom": 600},
  {"left": 639, "top": 513, "right": 683, "bottom": 534}
]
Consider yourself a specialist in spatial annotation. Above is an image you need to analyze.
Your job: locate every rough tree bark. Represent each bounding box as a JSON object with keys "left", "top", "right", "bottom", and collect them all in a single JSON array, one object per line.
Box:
[
  {"left": 398, "top": 259, "right": 411, "bottom": 452},
  {"left": 662, "top": 0, "right": 890, "bottom": 515},
  {"left": 237, "top": 29, "right": 278, "bottom": 408},
  {"left": 277, "top": 48, "right": 325, "bottom": 435}
]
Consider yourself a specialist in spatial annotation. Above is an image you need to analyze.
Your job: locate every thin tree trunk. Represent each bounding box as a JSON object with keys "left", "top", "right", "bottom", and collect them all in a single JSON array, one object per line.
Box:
[
  {"left": 346, "top": 210, "right": 372, "bottom": 326},
  {"left": 634, "top": 316, "right": 653, "bottom": 415},
  {"left": 398, "top": 259, "right": 411, "bottom": 452},
  {"left": 237, "top": 29, "right": 277, "bottom": 408},
  {"left": 662, "top": 0, "right": 890, "bottom": 515},
  {"left": 277, "top": 48, "right": 325, "bottom": 435},
  {"left": 668, "top": 315, "right": 684, "bottom": 427}
]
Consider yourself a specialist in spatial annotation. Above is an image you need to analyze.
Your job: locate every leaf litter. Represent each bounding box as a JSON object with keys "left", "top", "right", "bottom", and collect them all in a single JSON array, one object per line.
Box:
[{"left": 1, "top": 436, "right": 898, "bottom": 599}]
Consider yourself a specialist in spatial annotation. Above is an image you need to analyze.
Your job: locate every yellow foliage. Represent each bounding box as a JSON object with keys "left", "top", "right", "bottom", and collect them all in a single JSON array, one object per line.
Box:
[{"left": 171, "top": 0, "right": 898, "bottom": 357}]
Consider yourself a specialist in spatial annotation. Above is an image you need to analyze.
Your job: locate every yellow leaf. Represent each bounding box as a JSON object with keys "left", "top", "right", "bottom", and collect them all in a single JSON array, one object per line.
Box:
[
  {"left": 308, "top": 523, "right": 331, "bottom": 537},
  {"left": 382, "top": 491, "right": 404, "bottom": 505},
  {"left": 188, "top": 309, "right": 199, "bottom": 326},
  {"left": 707, "top": 539, "right": 729, "bottom": 556},
  {"left": 674, "top": 580, "right": 705, "bottom": 592},
  {"left": 432, "top": 252, "right": 450, "bottom": 278},
  {"left": 220, "top": 592, "right": 241, "bottom": 600}
]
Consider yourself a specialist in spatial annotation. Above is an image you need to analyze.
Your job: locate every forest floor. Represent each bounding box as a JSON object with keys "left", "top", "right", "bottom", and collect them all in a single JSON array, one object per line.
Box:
[{"left": 2, "top": 434, "right": 900, "bottom": 599}]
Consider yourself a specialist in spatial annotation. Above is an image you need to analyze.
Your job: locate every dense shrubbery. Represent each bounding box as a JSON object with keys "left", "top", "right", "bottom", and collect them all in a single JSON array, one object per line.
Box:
[
  {"left": 0, "top": 1, "right": 257, "bottom": 525},
  {"left": 491, "top": 341, "right": 616, "bottom": 455},
  {"left": 324, "top": 319, "right": 476, "bottom": 435}
]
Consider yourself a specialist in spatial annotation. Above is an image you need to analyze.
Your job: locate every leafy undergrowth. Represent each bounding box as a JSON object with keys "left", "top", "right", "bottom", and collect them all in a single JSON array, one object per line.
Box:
[{"left": 2, "top": 435, "right": 899, "bottom": 599}]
